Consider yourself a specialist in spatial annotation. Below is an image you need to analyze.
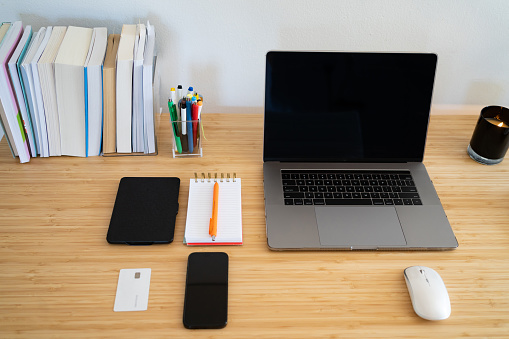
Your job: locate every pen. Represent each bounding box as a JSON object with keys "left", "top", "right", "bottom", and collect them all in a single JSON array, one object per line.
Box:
[{"left": 209, "top": 182, "right": 219, "bottom": 241}]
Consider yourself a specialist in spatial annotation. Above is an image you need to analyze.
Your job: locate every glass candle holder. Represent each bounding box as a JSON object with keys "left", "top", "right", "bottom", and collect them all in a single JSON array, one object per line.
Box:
[
  {"left": 170, "top": 119, "right": 203, "bottom": 157},
  {"left": 467, "top": 106, "right": 509, "bottom": 165}
]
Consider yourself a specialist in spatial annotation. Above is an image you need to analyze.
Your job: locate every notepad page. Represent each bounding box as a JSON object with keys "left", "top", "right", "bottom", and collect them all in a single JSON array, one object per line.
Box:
[{"left": 185, "top": 178, "right": 242, "bottom": 245}]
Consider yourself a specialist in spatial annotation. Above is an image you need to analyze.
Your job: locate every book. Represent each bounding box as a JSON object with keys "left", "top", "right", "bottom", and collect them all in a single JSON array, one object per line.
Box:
[
  {"left": 84, "top": 27, "right": 107, "bottom": 156},
  {"left": 132, "top": 23, "right": 145, "bottom": 153},
  {"left": 30, "top": 27, "right": 52, "bottom": 157},
  {"left": 0, "top": 97, "right": 17, "bottom": 157},
  {"left": 23, "top": 28, "right": 47, "bottom": 156},
  {"left": 54, "top": 26, "right": 92, "bottom": 157},
  {"left": 20, "top": 29, "right": 44, "bottom": 155},
  {"left": 107, "top": 177, "right": 180, "bottom": 245},
  {"left": 116, "top": 24, "right": 136, "bottom": 153},
  {"left": 184, "top": 173, "right": 243, "bottom": 245},
  {"left": 0, "top": 22, "right": 15, "bottom": 153},
  {"left": 102, "top": 33, "right": 120, "bottom": 154},
  {"left": 0, "top": 21, "right": 30, "bottom": 163},
  {"left": 0, "top": 22, "right": 11, "bottom": 151},
  {"left": 8, "top": 25, "right": 36, "bottom": 157},
  {"left": 37, "top": 26, "right": 66, "bottom": 156},
  {"left": 143, "top": 22, "right": 156, "bottom": 154},
  {"left": 0, "top": 22, "right": 10, "bottom": 42},
  {"left": 16, "top": 29, "right": 38, "bottom": 156}
]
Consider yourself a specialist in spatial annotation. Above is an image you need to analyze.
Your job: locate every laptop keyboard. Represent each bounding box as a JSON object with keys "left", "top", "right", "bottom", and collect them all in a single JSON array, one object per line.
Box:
[{"left": 282, "top": 170, "right": 421, "bottom": 206}]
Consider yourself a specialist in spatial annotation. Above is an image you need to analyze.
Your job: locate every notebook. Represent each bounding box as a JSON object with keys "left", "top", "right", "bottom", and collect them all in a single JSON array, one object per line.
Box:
[
  {"left": 263, "top": 51, "right": 458, "bottom": 251},
  {"left": 107, "top": 177, "right": 180, "bottom": 245},
  {"left": 184, "top": 173, "right": 242, "bottom": 245}
]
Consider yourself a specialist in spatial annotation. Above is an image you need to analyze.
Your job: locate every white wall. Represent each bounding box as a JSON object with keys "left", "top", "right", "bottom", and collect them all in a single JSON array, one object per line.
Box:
[{"left": 2, "top": 0, "right": 509, "bottom": 116}]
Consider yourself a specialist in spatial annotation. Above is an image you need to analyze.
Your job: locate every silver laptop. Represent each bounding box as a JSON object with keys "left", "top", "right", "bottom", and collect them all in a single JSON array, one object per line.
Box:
[{"left": 263, "top": 51, "right": 458, "bottom": 250}]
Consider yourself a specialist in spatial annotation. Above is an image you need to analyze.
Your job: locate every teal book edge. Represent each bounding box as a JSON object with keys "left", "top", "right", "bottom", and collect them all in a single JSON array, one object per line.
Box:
[{"left": 16, "top": 28, "right": 36, "bottom": 156}]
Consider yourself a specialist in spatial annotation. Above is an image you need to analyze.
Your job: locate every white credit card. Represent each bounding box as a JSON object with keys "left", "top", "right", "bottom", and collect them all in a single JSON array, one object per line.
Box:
[{"left": 114, "top": 268, "right": 151, "bottom": 312}]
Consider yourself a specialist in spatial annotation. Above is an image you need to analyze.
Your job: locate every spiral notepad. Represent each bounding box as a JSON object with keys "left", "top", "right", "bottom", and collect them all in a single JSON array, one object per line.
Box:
[{"left": 184, "top": 173, "right": 243, "bottom": 245}]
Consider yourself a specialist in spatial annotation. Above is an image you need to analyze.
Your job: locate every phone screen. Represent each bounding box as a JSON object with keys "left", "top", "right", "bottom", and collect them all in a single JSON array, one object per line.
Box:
[{"left": 183, "top": 252, "right": 228, "bottom": 329}]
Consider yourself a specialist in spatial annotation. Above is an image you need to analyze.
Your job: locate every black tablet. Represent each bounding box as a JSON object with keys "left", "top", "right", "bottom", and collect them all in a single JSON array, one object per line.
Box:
[{"left": 107, "top": 177, "right": 180, "bottom": 245}]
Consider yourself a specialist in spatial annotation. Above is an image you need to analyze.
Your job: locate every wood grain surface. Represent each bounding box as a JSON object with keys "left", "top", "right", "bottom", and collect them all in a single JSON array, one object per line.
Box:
[{"left": 0, "top": 112, "right": 508, "bottom": 338}]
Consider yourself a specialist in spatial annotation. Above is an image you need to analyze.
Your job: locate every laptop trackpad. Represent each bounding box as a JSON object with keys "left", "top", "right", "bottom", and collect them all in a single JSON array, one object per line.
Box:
[{"left": 315, "top": 206, "right": 407, "bottom": 248}]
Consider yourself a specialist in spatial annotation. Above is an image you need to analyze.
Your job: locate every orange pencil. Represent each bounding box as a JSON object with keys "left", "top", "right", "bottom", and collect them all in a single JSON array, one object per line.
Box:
[{"left": 209, "top": 182, "right": 219, "bottom": 241}]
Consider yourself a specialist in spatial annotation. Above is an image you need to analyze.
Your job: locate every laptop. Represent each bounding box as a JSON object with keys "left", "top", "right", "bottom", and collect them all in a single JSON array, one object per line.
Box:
[{"left": 263, "top": 51, "right": 458, "bottom": 250}]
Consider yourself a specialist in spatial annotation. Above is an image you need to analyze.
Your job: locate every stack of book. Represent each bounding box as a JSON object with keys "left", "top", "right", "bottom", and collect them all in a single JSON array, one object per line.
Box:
[{"left": 0, "top": 21, "right": 158, "bottom": 163}]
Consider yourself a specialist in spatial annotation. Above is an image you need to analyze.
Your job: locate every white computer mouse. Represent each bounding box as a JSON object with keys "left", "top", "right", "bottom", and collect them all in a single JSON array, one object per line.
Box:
[{"left": 404, "top": 266, "right": 451, "bottom": 321}]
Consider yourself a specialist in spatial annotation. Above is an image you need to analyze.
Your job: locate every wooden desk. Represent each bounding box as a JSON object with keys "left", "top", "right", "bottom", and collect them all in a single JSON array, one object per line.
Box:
[{"left": 0, "top": 113, "right": 508, "bottom": 338}]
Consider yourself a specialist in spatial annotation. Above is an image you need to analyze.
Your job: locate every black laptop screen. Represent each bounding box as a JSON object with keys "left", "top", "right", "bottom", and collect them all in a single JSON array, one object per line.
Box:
[{"left": 263, "top": 51, "right": 437, "bottom": 162}]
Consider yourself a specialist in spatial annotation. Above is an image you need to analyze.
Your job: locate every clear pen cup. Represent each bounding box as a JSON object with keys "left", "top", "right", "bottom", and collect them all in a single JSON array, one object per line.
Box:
[{"left": 170, "top": 119, "right": 203, "bottom": 157}]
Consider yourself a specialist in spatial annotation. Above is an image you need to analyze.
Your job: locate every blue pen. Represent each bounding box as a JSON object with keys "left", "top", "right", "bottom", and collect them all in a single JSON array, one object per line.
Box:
[{"left": 186, "top": 96, "right": 193, "bottom": 153}]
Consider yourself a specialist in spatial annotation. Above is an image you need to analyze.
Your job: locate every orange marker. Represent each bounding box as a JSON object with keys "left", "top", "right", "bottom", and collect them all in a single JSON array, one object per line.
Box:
[{"left": 209, "top": 182, "right": 219, "bottom": 240}]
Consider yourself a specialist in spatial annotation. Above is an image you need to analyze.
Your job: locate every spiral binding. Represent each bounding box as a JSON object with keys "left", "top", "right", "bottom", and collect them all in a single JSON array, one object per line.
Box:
[{"left": 194, "top": 172, "right": 237, "bottom": 183}]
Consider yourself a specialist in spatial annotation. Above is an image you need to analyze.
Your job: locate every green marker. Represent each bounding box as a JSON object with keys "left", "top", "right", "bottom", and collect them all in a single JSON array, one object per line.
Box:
[{"left": 168, "top": 100, "right": 182, "bottom": 153}]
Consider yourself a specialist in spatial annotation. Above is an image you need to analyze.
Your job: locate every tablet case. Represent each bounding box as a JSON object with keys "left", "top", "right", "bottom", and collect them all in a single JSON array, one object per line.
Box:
[{"left": 107, "top": 177, "right": 180, "bottom": 245}]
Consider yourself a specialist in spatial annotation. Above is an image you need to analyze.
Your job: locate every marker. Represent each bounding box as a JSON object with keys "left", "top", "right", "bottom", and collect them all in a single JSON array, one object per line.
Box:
[
  {"left": 177, "top": 85, "right": 183, "bottom": 102},
  {"left": 180, "top": 98, "right": 187, "bottom": 135},
  {"left": 179, "top": 99, "right": 189, "bottom": 152},
  {"left": 168, "top": 100, "right": 182, "bottom": 153},
  {"left": 186, "top": 96, "right": 193, "bottom": 153},
  {"left": 192, "top": 97, "right": 199, "bottom": 147},
  {"left": 170, "top": 88, "right": 176, "bottom": 109},
  {"left": 209, "top": 182, "right": 219, "bottom": 241},
  {"left": 177, "top": 85, "right": 183, "bottom": 120},
  {"left": 197, "top": 100, "right": 203, "bottom": 120},
  {"left": 187, "top": 86, "right": 194, "bottom": 96}
]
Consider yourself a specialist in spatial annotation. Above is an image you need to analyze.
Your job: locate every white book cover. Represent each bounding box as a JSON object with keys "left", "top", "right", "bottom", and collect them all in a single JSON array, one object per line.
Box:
[
  {"left": 142, "top": 22, "right": 156, "bottom": 154},
  {"left": 0, "top": 100, "right": 14, "bottom": 155},
  {"left": 115, "top": 24, "right": 136, "bottom": 153},
  {"left": 84, "top": 27, "right": 107, "bottom": 156},
  {"left": 30, "top": 26, "right": 51, "bottom": 157},
  {"left": 132, "top": 23, "right": 145, "bottom": 153},
  {"left": 55, "top": 26, "right": 93, "bottom": 157},
  {"left": 0, "top": 21, "right": 30, "bottom": 163},
  {"left": 37, "top": 26, "right": 67, "bottom": 156},
  {"left": 0, "top": 22, "right": 17, "bottom": 156}
]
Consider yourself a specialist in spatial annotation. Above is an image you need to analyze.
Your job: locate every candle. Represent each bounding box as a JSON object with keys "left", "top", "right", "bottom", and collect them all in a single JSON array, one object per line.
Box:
[{"left": 467, "top": 106, "right": 509, "bottom": 165}]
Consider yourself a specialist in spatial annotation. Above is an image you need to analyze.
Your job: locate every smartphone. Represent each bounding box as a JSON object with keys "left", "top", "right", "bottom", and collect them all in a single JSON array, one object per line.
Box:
[{"left": 183, "top": 252, "right": 229, "bottom": 329}]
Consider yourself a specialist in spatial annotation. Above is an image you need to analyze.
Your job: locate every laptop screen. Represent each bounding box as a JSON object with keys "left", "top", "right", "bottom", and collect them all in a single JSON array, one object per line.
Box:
[{"left": 263, "top": 51, "right": 437, "bottom": 163}]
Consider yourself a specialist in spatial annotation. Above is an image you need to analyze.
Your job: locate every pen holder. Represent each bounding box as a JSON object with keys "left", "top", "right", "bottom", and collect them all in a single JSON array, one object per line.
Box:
[{"left": 170, "top": 119, "right": 203, "bottom": 157}]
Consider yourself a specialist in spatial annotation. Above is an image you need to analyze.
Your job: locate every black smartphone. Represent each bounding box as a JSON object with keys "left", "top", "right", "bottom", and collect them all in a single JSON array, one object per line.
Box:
[{"left": 183, "top": 252, "right": 229, "bottom": 329}]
